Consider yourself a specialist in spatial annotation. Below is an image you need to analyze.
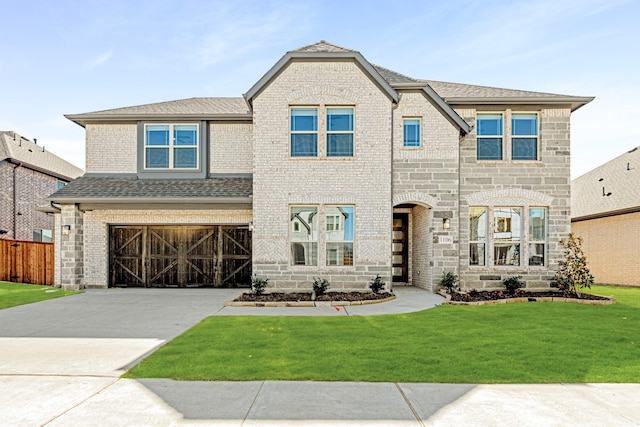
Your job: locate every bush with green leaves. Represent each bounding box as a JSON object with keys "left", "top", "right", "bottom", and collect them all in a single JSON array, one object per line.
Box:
[
  {"left": 439, "top": 272, "right": 459, "bottom": 294},
  {"left": 251, "top": 276, "right": 269, "bottom": 296},
  {"left": 368, "top": 275, "right": 386, "bottom": 294},
  {"left": 312, "top": 277, "right": 330, "bottom": 296},
  {"left": 553, "top": 233, "right": 594, "bottom": 296},
  {"left": 503, "top": 276, "right": 523, "bottom": 294}
]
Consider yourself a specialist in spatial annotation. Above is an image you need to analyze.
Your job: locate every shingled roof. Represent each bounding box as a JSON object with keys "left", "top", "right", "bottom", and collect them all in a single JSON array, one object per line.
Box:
[
  {"left": 0, "top": 131, "right": 83, "bottom": 180},
  {"left": 572, "top": 147, "right": 640, "bottom": 220},
  {"left": 48, "top": 175, "right": 252, "bottom": 204}
]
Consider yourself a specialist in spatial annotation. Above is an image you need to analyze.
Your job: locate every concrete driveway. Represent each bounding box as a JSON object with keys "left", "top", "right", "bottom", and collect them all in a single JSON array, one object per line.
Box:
[{"left": 1, "top": 288, "right": 639, "bottom": 426}]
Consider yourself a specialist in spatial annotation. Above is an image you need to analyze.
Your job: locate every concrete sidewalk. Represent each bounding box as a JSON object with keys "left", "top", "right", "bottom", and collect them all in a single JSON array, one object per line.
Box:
[{"left": 1, "top": 287, "right": 638, "bottom": 426}]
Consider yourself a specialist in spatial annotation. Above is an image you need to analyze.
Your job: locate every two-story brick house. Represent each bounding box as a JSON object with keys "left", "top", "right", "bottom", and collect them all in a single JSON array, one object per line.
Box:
[
  {"left": 1, "top": 131, "right": 83, "bottom": 242},
  {"left": 50, "top": 41, "right": 592, "bottom": 291}
]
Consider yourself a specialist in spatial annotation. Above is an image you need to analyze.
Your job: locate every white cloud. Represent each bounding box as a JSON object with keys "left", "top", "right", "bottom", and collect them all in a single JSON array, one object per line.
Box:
[{"left": 85, "top": 49, "right": 114, "bottom": 69}]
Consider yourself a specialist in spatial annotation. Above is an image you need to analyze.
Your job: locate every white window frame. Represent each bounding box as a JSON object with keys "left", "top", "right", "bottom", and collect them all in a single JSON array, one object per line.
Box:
[
  {"left": 511, "top": 112, "right": 539, "bottom": 161},
  {"left": 143, "top": 123, "right": 199, "bottom": 170},
  {"left": 476, "top": 112, "right": 504, "bottom": 161},
  {"left": 289, "top": 105, "right": 355, "bottom": 158},
  {"left": 326, "top": 107, "right": 355, "bottom": 157}
]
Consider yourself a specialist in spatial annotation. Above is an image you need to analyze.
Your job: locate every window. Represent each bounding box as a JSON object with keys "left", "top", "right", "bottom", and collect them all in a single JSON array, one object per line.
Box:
[
  {"left": 476, "top": 113, "right": 503, "bottom": 160},
  {"left": 403, "top": 118, "right": 421, "bottom": 147},
  {"left": 290, "top": 206, "right": 318, "bottom": 265},
  {"left": 57, "top": 181, "right": 66, "bottom": 190},
  {"left": 33, "top": 229, "right": 53, "bottom": 242},
  {"left": 326, "top": 206, "right": 354, "bottom": 266},
  {"left": 493, "top": 208, "right": 521, "bottom": 266},
  {"left": 512, "top": 113, "right": 538, "bottom": 160},
  {"left": 469, "top": 207, "right": 487, "bottom": 266},
  {"left": 468, "top": 207, "right": 547, "bottom": 267},
  {"left": 528, "top": 208, "right": 546, "bottom": 266},
  {"left": 144, "top": 124, "right": 198, "bottom": 169},
  {"left": 290, "top": 108, "right": 318, "bottom": 157},
  {"left": 290, "top": 205, "right": 354, "bottom": 267},
  {"left": 326, "top": 107, "right": 354, "bottom": 156}
]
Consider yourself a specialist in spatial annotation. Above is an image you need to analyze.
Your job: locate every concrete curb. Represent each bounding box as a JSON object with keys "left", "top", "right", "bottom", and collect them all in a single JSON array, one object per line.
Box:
[{"left": 224, "top": 294, "right": 396, "bottom": 307}]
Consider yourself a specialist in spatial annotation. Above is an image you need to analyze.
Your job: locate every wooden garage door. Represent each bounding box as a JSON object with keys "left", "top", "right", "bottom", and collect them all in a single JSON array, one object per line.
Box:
[{"left": 109, "top": 225, "right": 251, "bottom": 288}]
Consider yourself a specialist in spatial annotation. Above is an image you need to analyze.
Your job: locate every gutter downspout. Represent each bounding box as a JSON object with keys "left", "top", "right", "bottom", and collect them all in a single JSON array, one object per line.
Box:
[{"left": 12, "top": 162, "right": 22, "bottom": 240}]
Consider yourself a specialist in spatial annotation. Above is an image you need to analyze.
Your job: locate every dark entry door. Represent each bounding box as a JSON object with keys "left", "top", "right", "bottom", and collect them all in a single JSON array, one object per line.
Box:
[
  {"left": 392, "top": 214, "right": 408, "bottom": 282},
  {"left": 110, "top": 225, "right": 251, "bottom": 288}
]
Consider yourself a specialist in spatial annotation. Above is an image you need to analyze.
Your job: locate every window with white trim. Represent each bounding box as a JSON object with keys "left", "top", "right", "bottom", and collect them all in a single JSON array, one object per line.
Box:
[
  {"left": 325, "top": 206, "right": 354, "bottom": 266},
  {"left": 403, "top": 118, "right": 421, "bottom": 147},
  {"left": 290, "top": 106, "right": 354, "bottom": 157},
  {"left": 144, "top": 124, "right": 199, "bottom": 169},
  {"left": 290, "top": 205, "right": 355, "bottom": 267},
  {"left": 512, "top": 113, "right": 538, "bottom": 160},
  {"left": 469, "top": 206, "right": 547, "bottom": 267},
  {"left": 476, "top": 113, "right": 503, "bottom": 160}
]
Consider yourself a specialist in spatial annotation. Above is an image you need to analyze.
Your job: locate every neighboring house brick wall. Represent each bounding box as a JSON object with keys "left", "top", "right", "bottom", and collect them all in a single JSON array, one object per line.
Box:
[
  {"left": 210, "top": 122, "right": 253, "bottom": 174},
  {"left": 457, "top": 107, "right": 572, "bottom": 289},
  {"left": 572, "top": 212, "right": 640, "bottom": 286},
  {"left": 252, "top": 60, "right": 393, "bottom": 290},
  {"left": 0, "top": 162, "right": 58, "bottom": 240},
  {"left": 86, "top": 124, "right": 137, "bottom": 173},
  {"left": 81, "top": 209, "right": 252, "bottom": 287}
]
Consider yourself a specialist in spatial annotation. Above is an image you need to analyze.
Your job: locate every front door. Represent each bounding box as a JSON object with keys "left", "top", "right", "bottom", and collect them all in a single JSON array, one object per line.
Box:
[{"left": 392, "top": 213, "right": 408, "bottom": 283}]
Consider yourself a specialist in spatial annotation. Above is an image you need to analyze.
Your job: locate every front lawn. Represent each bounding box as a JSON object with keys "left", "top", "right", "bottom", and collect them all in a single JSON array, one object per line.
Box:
[
  {"left": 0, "top": 281, "right": 79, "bottom": 309},
  {"left": 125, "top": 285, "right": 640, "bottom": 383}
]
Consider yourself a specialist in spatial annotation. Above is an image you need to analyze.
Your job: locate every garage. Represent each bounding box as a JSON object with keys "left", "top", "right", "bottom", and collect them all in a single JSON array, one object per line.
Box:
[{"left": 109, "top": 225, "right": 251, "bottom": 288}]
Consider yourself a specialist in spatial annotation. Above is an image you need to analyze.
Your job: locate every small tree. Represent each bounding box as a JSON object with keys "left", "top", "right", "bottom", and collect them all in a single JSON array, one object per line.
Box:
[
  {"left": 553, "top": 233, "right": 594, "bottom": 296},
  {"left": 251, "top": 276, "right": 269, "bottom": 296},
  {"left": 439, "top": 272, "right": 459, "bottom": 294},
  {"left": 368, "top": 275, "right": 386, "bottom": 294}
]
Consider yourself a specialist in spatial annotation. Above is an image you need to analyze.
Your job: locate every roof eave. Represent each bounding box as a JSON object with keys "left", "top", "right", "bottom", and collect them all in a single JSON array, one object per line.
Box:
[
  {"left": 64, "top": 113, "right": 253, "bottom": 127},
  {"left": 47, "top": 196, "right": 253, "bottom": 204},
  {"left": 5, "top": 157, "right": 81, "bottom": 181},
  {"left": 572, "top": 205, "right": 640, "bottom": 222},
  {"left": 444, "top": 96, "right": 595, "bottom": 112},
  {"left": 244, "top": 51, "right": 399, "bottom": 106},
  {"left": 422, "top": 86, "right": 472, "bottom": 135}
]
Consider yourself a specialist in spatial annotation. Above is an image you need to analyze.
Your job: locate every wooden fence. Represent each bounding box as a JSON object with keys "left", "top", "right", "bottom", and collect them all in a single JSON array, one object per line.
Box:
[{"left": 0, "top": 239, "right": 54, "bottom": 286}]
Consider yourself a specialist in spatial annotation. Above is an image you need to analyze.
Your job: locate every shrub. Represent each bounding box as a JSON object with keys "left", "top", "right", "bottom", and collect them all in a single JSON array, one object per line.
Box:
[
  {"left": 503, "top": 276, "right": 523, "bottom": 294},
  {"left": 251, "top": 276, "right": 269, "bottom": 296},
  {"left": 312, "top": 277, "right": 330, "bottom": 296},
  {"left": 439, "top": 272, "right": 459, "bottom": 294},
  {"left": 368, "top": 275, "right": 386, "bottom": 294},
  {"left": 554, "top": 233, "right": 594, "bottom": 296}
]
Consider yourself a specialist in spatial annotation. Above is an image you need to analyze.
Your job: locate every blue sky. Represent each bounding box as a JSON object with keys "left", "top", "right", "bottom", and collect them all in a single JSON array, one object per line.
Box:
[{"left": 1, "top": 0, "right": 637, "bottom": 178}]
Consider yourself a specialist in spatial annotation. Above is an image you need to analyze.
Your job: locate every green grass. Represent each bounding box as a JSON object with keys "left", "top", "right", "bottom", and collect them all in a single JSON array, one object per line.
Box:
[
  {"left": 125, "top": 285, "right": 640, "bottom": 383},
  {"left": 0, "top": 281, "right": 79, "bottom": 309}
]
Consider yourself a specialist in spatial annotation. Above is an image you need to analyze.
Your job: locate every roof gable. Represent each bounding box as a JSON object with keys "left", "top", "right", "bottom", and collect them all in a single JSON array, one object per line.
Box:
[
  {"left": 572, "top": 147, "right": 640, "bottom": 220},
  {"left": 244, "top": 40, "right": 399, "bottom": 106},
  {"left": 0, "top": 131, "right": 83, "bottom": 179}
]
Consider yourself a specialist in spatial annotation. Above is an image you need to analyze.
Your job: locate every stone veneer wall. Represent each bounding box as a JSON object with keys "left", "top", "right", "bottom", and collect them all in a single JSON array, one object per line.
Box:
[
  {"left": 457, "top": 106, "right": 572, "bottom": 289},
  {"left": 392, "top": 90, "right": 461, "bottom": 290},
  {"left": 251, "top": 60, "right": 393, "bottom": 290},
  {"left": 58, "top": 204, "right": 83, "bottom": 290},
  {"left": 81, "top": 209, "right": 253, "bottom": 288}
]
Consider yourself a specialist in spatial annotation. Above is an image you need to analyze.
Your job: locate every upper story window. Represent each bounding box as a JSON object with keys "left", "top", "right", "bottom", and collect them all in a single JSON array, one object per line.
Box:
[
  {"left": 403, "top": 118, "right": 421, "bottom": 147},
  {"left": 326, "top": 107, "right": 354, "bottom": 156},
  {"left": 290, "top": 108, "right": 318, "bottom": 157},
  {"left": 476, "top": 113, "right": 503, "bottom": 160},
  {"left": 144, "top": 124, "right": 199, "bottom": 169},
  {"left": 290, "top": 106, "right": 354, "bottom": 158},
  {"left": 57, "top": 181, "right": 66, "bottom": 190},
  {"left": 33, "top": 228, "right": 53, "bottom": 243},
  {"left": 512, "top": 113, "right": 538, "bottom": 160}
]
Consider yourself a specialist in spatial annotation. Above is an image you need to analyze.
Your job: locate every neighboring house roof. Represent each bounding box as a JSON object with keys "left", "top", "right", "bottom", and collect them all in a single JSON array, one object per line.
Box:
[
  {"left": 0, "top": 131, "right": 83, "bottom": 180},
  {"left": 65, "top": 97, "right": 252, "bottom": 127},
  {"left": 572, "top": 147, "right": 640, "bottom": 221},
  {"left": 48, "top": 175, "right": 252, "bottom": 204}
]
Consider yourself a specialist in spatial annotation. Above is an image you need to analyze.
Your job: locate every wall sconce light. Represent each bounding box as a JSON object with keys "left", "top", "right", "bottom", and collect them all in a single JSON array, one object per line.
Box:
[
  {"left": 443, "top": 218, "right": 450, "bottom": 230},
  {"left": 248, "top": 221, "right": 254, "bottom": 232},
  {"left": 62, "top": 225, "right": 71, "bottom": 235}
]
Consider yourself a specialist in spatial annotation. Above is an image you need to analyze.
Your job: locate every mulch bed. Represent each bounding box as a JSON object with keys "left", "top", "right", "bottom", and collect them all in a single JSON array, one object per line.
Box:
[
  {"left": 234, "top": 291, "right": 394, "bottom": 303},
  {"left": 448, "top": 289, "right": 611, "bottom": 303}
]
